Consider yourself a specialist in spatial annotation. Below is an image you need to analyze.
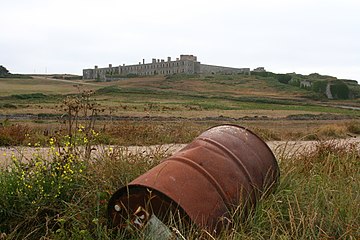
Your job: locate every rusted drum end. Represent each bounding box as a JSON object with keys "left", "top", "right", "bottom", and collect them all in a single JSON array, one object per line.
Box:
[
  {"left": 108, "top": 124, "right": 280, "bottom": 234},
  {"left": 108, "top": 185, "right": 190, "bottom": 230}
]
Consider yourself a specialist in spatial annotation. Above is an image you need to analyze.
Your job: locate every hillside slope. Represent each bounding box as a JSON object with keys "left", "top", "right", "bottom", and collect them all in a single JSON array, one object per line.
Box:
[{"left": 0, "top": 73, "right": 359, "bottom": 119}]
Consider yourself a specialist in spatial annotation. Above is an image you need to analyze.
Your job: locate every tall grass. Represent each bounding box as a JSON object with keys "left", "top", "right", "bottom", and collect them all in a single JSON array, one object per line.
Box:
[
  {"left": 221, "top": 140, "right": 359, "bottom": 239},
  {"left": 0, "top": 134, "right": 358, "bottom": 239}
]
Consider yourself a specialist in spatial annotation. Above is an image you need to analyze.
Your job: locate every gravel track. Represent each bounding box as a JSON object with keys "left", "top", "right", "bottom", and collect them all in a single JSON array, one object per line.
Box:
[{"left": 1, "top": 138, "right": 359, "bottom": 168}]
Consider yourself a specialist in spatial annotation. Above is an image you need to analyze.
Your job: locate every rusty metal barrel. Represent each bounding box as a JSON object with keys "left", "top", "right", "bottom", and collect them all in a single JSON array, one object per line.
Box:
[{"left": 108, "top": 125, "right": 279, "bottom": 233}]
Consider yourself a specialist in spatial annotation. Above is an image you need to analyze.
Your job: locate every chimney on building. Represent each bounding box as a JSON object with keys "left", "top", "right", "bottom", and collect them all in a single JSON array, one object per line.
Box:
[
  {"left": 157, "top": 59, "right": 160, "bottom": 63},
  {"left": 167, "top": 57, "right": 171, "bottom": 62},
  {"left": 143, "top": 59, "right": 145, "bottom": 64},
  {"left": 109, "top": 64, "right": 112, "bottom": 68},
  {"left": 95, "top": 65, "right": 98, "bottom": 69},
  {"left": 152, "top": 58, "right": 156, "bottom": 63}
]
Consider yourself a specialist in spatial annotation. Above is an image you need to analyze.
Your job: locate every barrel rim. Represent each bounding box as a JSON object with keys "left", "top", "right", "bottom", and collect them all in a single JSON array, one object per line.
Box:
[{"left": 107, "top": 184, "right": 189, "bottom": 224}]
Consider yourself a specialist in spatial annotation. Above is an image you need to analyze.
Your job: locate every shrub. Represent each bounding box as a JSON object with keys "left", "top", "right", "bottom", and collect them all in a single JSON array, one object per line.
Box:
[
  {"left": 330, "top": 80, "right": 350, "bottom": 99},
  {"left": 276, "top": 74, "right": 292, "bottom": 84},
  {"left": 312, "top": 80, "right": 328, "bottom": 94}
]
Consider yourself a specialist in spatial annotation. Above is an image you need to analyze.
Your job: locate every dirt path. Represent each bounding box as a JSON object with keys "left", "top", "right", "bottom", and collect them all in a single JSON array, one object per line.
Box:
[
  {"left": 36, "top": 76, "right": 100, "bottom": 86},
  {"left": 1, "top": 138, "right": 359, "bottom": 168}
]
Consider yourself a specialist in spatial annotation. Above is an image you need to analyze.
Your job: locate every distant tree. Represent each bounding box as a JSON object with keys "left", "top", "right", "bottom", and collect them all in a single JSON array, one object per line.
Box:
[{"left": 0, "top": 65, "right": 10, "bottom": 77}]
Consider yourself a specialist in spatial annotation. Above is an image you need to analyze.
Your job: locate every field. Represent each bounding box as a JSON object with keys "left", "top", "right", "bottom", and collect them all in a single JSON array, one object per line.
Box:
[
  {"left": 0, "top": 74, "right": 359, "bottom": 239},
  {"left": 0, "top": 74, "right": 359, "bottom": 147},
  {"left": 1, "top": 74, "right": 359, "bottom": 118}
]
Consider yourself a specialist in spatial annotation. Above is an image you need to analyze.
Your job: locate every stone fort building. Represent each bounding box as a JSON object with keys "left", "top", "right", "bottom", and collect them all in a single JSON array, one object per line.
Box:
[{"left": 83, "top": 55, "right": 250, "bottom": 81}]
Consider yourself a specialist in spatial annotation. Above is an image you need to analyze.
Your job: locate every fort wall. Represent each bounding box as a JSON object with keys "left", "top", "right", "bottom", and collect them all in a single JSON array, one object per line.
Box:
[
  {"left": 83, "top": 55, "right": 249, "bottom": 81},
  {"left": 200, "top": 64, "right": 250, "bottom": 75}
]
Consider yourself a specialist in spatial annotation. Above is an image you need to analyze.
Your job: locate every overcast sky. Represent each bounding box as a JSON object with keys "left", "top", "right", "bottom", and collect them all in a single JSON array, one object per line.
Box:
[{"left": 1, "top": 0, "right": 359, "bottom": 81}]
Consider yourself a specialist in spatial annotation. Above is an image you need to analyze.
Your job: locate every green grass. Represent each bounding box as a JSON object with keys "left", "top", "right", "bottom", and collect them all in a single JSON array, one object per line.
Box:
[
  {"left": 93, "top": 84, "right": 359, "bottom": 115},
  {"left": 0, "top": 77, "right": 98, "bottom": 96},
  {"left": 0, "top": 129, "right": 358, "bottom": 239},
  {"left": 1, "top": 74, "right": 359, "bottom": 119}
]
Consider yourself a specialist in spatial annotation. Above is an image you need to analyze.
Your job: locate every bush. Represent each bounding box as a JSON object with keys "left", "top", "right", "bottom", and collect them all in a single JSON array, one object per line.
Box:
[
  {"left": 312, "top": 80, "right": 328, "bottom": 94},
  {"left": 276, "top": 74, "right": 292, "bottom": 84},
  {"left": 330, "top": 80, "right": 350, "bottom": 99}
]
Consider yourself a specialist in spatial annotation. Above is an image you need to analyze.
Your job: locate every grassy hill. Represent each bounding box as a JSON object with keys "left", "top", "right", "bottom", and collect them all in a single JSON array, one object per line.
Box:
[
  {"left": 0, "top": 73, "right": 359, "bottom": 239},
  {"left": 0, "top": 73, "right": 359, "bottom": 119}
]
